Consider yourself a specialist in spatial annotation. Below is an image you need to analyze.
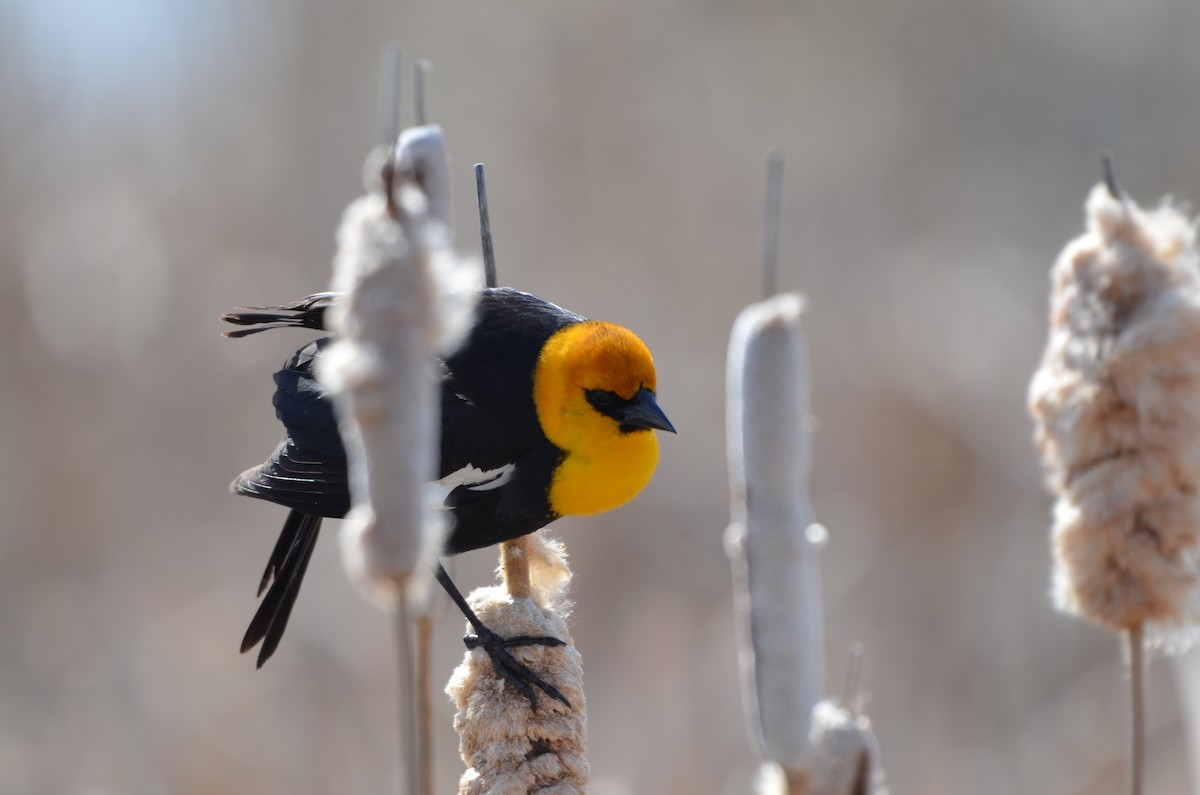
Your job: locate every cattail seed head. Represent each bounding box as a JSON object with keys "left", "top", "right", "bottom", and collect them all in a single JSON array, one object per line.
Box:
[
  {"left": 1029, "top": 182, "right": 1200, "bottom": 643},
  {"left": 320, "top": 125, "right": 479, "bottom": 606},
  {"left": 446, "top": 534, "right": 588, "bottom": 794},
  {"left": 726, "top": 293, "right": 825, "bottom": 768}
]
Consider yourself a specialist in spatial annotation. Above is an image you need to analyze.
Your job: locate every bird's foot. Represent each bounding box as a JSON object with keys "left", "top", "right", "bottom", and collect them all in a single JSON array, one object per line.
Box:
[{"left": 463, "top": 627, "right": 570, "bottom": 710}]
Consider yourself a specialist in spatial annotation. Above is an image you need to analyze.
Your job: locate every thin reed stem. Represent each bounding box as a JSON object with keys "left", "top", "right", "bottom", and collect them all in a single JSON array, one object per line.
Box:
[
  {"left": 414, "top": 60, "right": 430, "bottom": 126},
  {"left": 844, "top": 643, "right": 864, "bottom": 717},
  {"left": 416, "top": 613, "right": 434, "bottom": 795},
  {"left": 761, "top": 149, "right": 784, "bottom": 299},
  {"left": 394, "top": 595, "right": 419, "bottom": 795},
  {"left": 379, "top": 45, "right": 403, "bottom": 144},
  {"left": 475, "top": 163, "right": 497, "bottom": 289},
  {"left": 1128, "top": 625, "right": 1145, "bottom": 795}
]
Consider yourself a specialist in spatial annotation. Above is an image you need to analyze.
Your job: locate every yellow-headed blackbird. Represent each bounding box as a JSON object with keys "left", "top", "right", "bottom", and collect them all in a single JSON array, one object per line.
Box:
[{"left": 224, "top": 287, "right": 674, "bottom": 703}]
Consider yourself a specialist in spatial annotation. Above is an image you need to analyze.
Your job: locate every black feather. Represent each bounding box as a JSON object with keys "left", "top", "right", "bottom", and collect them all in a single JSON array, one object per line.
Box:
[
  {"left": 221, "top": 293, "right": 336, "bottom": 337},
  {"left": 257, "top": 508, "right": 305, "bottom": 596},
  {"left": 240, "top": 511, "right": 321, "bottom": 667}
]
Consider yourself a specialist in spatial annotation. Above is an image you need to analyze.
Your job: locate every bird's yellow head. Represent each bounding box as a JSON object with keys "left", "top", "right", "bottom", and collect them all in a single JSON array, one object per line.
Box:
[{"left": 533, "top": 320, "right": 675, "bottom": 517}]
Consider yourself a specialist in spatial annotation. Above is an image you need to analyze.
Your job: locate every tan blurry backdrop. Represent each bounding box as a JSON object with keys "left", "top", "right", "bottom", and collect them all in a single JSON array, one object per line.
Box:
[{"left": 5, "top": 1, "right": 1200, "bottom": 793}]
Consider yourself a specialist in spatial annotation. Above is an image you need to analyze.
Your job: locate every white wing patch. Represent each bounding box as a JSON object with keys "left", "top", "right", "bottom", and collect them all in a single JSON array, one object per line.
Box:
[
  {"left": 464, "top": 464, "right": 515, "bottom": 491},
  {"left": 431, "top": 463, "right": 516, "bottom": 504}
]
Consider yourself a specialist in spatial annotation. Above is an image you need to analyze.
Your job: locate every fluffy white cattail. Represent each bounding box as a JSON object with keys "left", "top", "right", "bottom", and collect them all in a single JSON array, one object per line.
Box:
[
  {"left": 319, "top": 125, "right": 479, "bottom": 603},
  {"left": 1029, "top": 182, "right": 1200, "bottom": 642},
  {"left": 445, "top": 533, "right": 588, "bottom": 794},
  {"left": 726, "top": 292, "right": 826, "bottom": 770}
]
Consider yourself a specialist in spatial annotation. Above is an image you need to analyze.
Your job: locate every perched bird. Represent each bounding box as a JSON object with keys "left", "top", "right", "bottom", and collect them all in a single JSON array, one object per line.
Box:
[{"left": 224, "top": 287, "right": 675, "bottom": 701}]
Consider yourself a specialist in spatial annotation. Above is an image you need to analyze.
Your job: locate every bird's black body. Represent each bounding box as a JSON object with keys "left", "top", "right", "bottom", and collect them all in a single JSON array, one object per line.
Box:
[
  {"left": 229, "top": 288, "right": 584, "bottom": 665},
  {"left": 234, "top": 287, "right": 583, "bottom": 549},
  {"left": 433, "top": 288, "right": 585, "bottom": 552}
]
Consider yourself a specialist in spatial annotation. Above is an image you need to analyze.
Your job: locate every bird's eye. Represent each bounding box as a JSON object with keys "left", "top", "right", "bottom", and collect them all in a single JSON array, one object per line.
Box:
[{"left": 585, "top": 389, "right": 615, "bottom": 409}]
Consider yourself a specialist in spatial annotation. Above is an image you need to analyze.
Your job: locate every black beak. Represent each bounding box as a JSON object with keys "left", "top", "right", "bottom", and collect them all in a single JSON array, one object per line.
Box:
[{"left": 618, "top": 388, "right": 677, "bottom": 434}]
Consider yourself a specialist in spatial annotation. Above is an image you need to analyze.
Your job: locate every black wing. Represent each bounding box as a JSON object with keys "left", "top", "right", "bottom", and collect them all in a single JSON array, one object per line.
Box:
[{"left": 231, "top": 337, "right": 351, "bottom": 518}]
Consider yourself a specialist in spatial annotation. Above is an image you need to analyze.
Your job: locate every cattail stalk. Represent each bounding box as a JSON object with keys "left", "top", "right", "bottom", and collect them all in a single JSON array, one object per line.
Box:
[
  {"left": 501, "top": 535, "right": 533, "bottom": 600},
  {"left": 446, "top": 533, "right": 589, "bottom": 794},
  {"left": 1029, "top": 169, "right": 1200, "bottom": 795},
  {"left": 1129, "top": 624, "right": 1145, "bottom": 795}
]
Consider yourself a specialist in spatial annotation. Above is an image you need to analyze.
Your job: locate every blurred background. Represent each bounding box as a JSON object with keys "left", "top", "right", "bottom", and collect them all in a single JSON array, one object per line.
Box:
[{"left": 5, "top": 0, "right": 1200, "bottom": 792}]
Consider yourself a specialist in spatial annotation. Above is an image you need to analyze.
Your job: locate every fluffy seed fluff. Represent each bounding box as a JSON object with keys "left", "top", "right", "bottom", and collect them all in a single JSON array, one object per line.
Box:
[
  {"left": 319, "top": 125, "right": 479, "bottom": 605},
  {"left": 1028, "top": 182, "right": 1200, "bottom": 644},
  {"left": 446, "top": 533, "right": 588, "bottom": 794}
]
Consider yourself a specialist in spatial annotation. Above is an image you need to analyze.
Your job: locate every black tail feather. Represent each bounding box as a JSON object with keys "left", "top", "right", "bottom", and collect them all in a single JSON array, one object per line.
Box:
[
  {"left": 256, "top": 509, "right": 305, "bottom": 596},
  {"left": 221, "top": 293, "right": 336, "bottom": 337},
  {"left": 241, "top": 510, "right": 322, "bottom": 667}
]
